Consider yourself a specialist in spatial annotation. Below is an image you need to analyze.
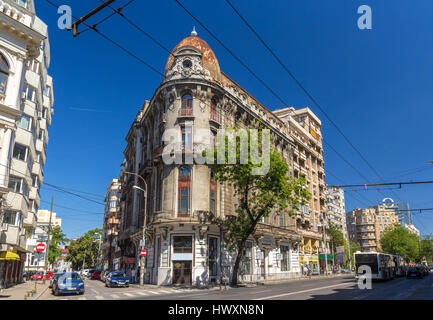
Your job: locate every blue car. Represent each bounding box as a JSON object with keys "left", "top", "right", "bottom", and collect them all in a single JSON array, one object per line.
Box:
[
  {"left": 52, "top": 272, "right": 85, "bottom": 296},
  {"left": 105, "top": 271, "right": 129, "bottom": 288}
]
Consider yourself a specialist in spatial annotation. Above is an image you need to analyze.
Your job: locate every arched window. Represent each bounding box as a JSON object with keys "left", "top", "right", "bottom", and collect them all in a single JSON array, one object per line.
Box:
[
  {"left": 209, "top": 98, "right": 220, "bottom": 122},
  {"left": 0, "top": 54, "right": 9, "bottom": 95},
  {"left": 180, "top": 94, "right": 193, "bottom": 116},
  {"left": 210, "top": 171, "right": 217, "bottom": 216},
  {"left": 178, "top": 166, "right": 191, "bottom": 217}
]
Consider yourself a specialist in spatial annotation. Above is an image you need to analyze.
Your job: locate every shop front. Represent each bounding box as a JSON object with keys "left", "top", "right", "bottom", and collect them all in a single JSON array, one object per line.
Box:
[
  {"left": 299, "top": 237, "right": 320, "bottom": 275},
  {"left": 319, "top": 253, "right": 334, "bottom": 273}
]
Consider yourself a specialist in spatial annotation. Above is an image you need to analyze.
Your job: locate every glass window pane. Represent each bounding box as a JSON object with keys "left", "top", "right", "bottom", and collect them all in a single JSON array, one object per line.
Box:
[{"left": 0, "top": 72, "right": 7, "bottom": 94}]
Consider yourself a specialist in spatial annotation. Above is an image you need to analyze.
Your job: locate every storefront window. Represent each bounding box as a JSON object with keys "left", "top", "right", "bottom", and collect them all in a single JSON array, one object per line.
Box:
[
  {"left": 173, "top": 236, "right": 192, "bottom": 254},
  {"left": 241, "top": 242, "right": 253, "bottom": 275},
  {"left": 281, "top": 246, "right": 290, "bottom": 271},
  {"left": 208, "top": 237, "right": 218, "bottom": 277}
]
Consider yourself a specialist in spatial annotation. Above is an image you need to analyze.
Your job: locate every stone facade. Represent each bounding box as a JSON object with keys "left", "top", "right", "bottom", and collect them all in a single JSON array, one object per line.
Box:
[{"left": 116, "top": 30, "right": 330, "bottom": 285}]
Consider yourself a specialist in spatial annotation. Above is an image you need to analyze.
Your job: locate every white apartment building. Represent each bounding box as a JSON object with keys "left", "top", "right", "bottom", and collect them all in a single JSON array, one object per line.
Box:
[
  {"left": 325, "top": 187, "right": 348, "bottom": 242},
  {"left": 25, "top": 210, "right": 61, "bottom": 271},
  {"left": 0, "top": 0, "right": 54, "bottom": 288},
  {"left": 404, "top": 224, "right": 420, "bottom": 237}
]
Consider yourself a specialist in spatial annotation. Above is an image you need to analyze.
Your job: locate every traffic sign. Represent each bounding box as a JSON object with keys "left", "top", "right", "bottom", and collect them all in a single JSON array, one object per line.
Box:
[
  {"left": 140, "top": 249, "right": 147, "bottom": 257},
  {"left": 36, "top": 243, "right": 46, "bottom": 253}
]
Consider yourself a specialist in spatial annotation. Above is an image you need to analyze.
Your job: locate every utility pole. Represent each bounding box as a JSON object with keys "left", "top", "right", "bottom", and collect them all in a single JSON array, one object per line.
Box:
[
  {"left": 42, "top": 197, "right": 54, "bottom": 284},
  {"left": 68, "top": 0, "right": 117, "bottom": 37},
  {"left": 320, "top": 214, "right": 328, "bottom": 276},
  {"left": 124, "top": 171, "right": 147, "bottom": 287}
]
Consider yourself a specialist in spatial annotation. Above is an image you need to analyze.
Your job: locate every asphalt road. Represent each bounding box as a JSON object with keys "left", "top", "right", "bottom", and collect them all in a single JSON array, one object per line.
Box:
[{"left": 39, "top": 271, "right": 433, "bottom": 300}]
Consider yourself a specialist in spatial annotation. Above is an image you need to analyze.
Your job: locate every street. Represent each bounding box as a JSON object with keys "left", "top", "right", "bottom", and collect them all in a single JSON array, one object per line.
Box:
[{"left": 38, "top": 272, "right": 433, "bottom": 300}]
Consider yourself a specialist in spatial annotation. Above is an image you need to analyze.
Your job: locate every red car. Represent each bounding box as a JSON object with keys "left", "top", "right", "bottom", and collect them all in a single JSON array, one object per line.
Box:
[
  {"left": 31, "top": 271, "right": 54, "bottom": 281},
  {"left": 91, "top": 270, "right": 102, "bottom": 280}
]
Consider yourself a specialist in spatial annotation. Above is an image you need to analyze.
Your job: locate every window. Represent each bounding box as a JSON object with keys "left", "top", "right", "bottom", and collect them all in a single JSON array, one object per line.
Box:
[
  {"left": 181, "top": 126, "right": 192, "bottom": 151},
  {"left": 279, "top": 213, "right": 284, "bottom": 227},
  {"left": 181, "top": 94, "right": 192, "bottom": 109},
  {"left": 281, "top": 246, "right": 290, "bottom": 271},
  {"left": 3, "top": 211, "right": 22, "bottom": 227},
  {"left": 241, "top": 242, "right": 253, "bottom": 275},
  {"left": 210, "top": 130, "right": 217, "bottom": 148},
  {"left": 38, "top": 129, "right": 45, "bottom": 142},
  {"left": 0, "top": 54, "right": 9, "bottom": 95},
  {"left": 8, "top": 176, "right": 28, "bottom": 199},
  {"left": 210, "top": 99, "right": 220, "bottom": 122},
  {"left": 178, "top": 166, "right": 191, "bottom": 217},
  {"left": 23, "top": 84, "right": 37, "bottom": 102},
  {"left": 12, "top": 0, "right": 27, "bottom": 8},
  {"left": 17, "top": 115, "right": 32, "bottom": 131},
  {"left": 35, "top": 152, "right": 41, "bottom": 163},
  {"left": 208, "top": 237, "right": 218, "bottom": 277},
  {"left": 32, "top": 175, "right": 39, "bottom": 188},
  {"left": 43, "top": 86, "right": 51, "bottom": 97},
  {"left": 183, "top": 60, "right": 192, "bottom": 68},
  {"left": 13, "top": 144, "right": 27, "bottom": 161},
  {"left": 27, "top": 60, "right": 40, "bottom": 73},
  {"left": 42, "top": 107, "right": 48, "bottom": 119},
  {"left": 210, "top": 175, "right": 216, "bottom": 215},
  {"left": 173, "top": 236, "right": 192, "bottom": 253}
]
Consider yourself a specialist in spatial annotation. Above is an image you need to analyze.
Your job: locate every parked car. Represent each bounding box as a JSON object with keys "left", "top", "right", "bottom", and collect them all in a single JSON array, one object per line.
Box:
[
  {"left": 105, "top": 272, "right": 130, "bottom": 288},
  {"left": 91, "top": 270, "right": 102, "bottom": 280},
  {"left": 421, "top": 265, "right": 429, "bottom": 276},
  {"left": 81, "top": 269, "right": 90, "bottom": 277},
  {"left": 407, "top": 266, "right": 424, "bottom": 279},
  {"left": 52, "top": 272, "right": 85, "bottom": 296},
  {"left": 31, "top": 271, "right": 44, "bottom": 281},
  {"left": 45, "top": 271, "right": 54, "bottom": 280},
  {"left": 86, "top": 269, "right": 96, "bottom": 279},
  {"left": 49, "top": 273, "right": 62, "bottom": 288}
]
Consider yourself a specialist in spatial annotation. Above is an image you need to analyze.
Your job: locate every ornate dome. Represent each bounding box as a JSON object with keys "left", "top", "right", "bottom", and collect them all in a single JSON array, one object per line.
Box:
[{"left": 164, "top": 29, "right": 221, "bottom": 82}]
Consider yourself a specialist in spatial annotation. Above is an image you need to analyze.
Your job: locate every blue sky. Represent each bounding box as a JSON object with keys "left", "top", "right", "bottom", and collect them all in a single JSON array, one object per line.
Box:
[{"left": 35, "top": 0, "right": 433, "bottom": 239}]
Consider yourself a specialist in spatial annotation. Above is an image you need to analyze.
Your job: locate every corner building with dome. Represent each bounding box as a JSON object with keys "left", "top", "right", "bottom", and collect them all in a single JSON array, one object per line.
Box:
[{"left": 113, "top": 29, "right": 331, "bottom": 285}]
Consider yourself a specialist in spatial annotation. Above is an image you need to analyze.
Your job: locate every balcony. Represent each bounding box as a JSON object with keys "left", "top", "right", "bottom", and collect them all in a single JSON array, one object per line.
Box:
[
  {"left": 0, "top": 224, "right": 26, "bottom": 250},
  {"left": 23, "top": 212, "right": 37, "bottom": 229},
  {"left": 209, "top": 111, "right": 221, "bottom": 125},
  {"left": 178, "top": 108, "right": 194, "bottom": 118}
]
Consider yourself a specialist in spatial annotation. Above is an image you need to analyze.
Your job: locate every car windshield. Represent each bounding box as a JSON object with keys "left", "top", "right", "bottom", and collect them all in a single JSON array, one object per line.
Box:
[
  {"left": 111, "top": 272, "right": 125, "bottom": 278},
  {"left": 59, "top": 273, "right": 81, "bottom": 281}
]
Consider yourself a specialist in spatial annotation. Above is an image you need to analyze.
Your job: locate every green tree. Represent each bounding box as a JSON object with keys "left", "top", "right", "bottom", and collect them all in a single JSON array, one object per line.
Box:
[
  {"left": 206, "top": 126, "right": 311, "bottom": 286},
  {"left": 67, "top": 228, "right": 103, "bottom": 270},
  {"left": 420, "top": 236, "right": 433, "bottom": 265},
  {"left": 380, "top": 224, "right": 419, "bottom": 261},
  {"left": 48, "top": 226, "right": 68, "bottom": 265}
]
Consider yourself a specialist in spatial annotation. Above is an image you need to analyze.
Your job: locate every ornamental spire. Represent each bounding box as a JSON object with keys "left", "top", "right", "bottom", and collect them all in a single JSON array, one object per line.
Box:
[{"left": 191, "top": 26, "right": 197, "bottom": 36}]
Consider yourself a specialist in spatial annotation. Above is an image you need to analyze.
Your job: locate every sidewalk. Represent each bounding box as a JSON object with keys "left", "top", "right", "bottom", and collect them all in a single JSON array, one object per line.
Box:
[
  {"left": 0, "top": 281, "right": 50, "bottom": 300},
  {"left": 128, "top": 273, "right": 354, "bottom": 291}
]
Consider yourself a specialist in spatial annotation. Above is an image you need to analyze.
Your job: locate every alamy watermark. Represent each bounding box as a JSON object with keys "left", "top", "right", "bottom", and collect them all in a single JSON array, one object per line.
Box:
[
  {"left": 161, "top": 125, "right": 271, "bottom": 176},
  {"left": 358, "top": 5, "right": 372, "bottom": 30},
  {"left": 57, "top": 5, "right": 72, "bottom": 30}
]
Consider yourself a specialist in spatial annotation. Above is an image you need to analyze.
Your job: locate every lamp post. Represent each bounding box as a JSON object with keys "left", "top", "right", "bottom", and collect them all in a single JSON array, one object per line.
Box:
[{"left": 123, "top": 171, "right": 148, "bottom": 287}]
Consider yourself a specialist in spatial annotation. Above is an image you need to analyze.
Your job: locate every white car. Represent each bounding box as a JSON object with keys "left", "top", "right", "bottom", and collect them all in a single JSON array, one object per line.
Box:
[{"left": 81, "top": 269, "right": 90, "bottom": 277}]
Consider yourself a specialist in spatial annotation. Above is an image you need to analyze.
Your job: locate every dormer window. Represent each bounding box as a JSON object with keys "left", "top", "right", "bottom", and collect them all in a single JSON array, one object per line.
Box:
[{"left": 183, "top": 59, "right": 192, "bottom": 68}]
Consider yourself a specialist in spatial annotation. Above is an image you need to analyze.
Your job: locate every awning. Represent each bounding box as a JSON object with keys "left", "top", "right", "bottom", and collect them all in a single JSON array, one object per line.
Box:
[
  {"left": 319, "top": 254, "right": 334, "bottom": 260},
  {"left": 0, "top": 251, "right": 20, "bottom": 260}
]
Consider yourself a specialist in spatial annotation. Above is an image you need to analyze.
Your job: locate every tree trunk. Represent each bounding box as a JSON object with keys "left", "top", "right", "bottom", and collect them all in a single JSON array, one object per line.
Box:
[{"left": 231, "top": 241, "right": 246, "bottom": 286}]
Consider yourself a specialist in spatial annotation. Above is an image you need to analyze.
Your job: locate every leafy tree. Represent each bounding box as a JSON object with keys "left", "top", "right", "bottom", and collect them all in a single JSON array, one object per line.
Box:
[
  {"left": 206, "top": 126, "right": 311, "bottom": 286},
  {"left": 67, "top": 228, "right": 103, "bottom": 270},
  {"left": 41, "top": 225, "right": 68, "bottom": 266},
  {"left": 380, "top": 224, "right": 419, "bottom": 261},
  {"left": 329, "top": 225, "right": 345, "bottom": 253},
  {"left": 420, "top": 236, "right": 433, "bottom": 265}
]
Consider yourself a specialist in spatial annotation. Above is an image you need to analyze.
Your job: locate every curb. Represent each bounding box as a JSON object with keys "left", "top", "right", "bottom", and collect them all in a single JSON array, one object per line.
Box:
[{"left": 34, "top": 284, "right": 49, "bottom": 300}]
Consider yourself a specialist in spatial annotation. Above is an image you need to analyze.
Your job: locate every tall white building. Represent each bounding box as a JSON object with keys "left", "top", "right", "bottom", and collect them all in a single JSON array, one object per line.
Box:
[
  {"left": 325, "top": 187, "right": 348, "bottom": 242},
  {"left": 25, "top": 210, "right": 61, "bottom": 271},
  {"left": 0, "top": 0, "right": 54, "bottom": 288}
]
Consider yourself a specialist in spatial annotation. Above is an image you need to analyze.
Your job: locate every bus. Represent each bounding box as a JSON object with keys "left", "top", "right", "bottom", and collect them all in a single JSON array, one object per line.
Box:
[{"left": 354, "top": 252, "right": 396, "bottom": 280}]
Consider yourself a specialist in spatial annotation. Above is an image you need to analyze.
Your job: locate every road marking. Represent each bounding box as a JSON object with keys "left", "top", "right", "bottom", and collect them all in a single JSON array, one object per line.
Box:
[
  {"left": 147, "top": 290, "right": 160, "bottom": 295},
  {"left": 135, "top": 291, "right": 148, "bottom": 296},
  {"left": 95, "top": 295, "right": 104, "bottom": 300},
  {"left": 111, "top": 294, "right": 120, "bottom": 299},
  {"left": 158, "top": 290, "right": 172, "bottom": 294},
  {"left": 254, "top": 282, "right": 353, "bottom": 300},
  {"left": 123, "top": 293, "right": 135, "bottom": 297},
  {"left": 91, "top": 289, "right": 99, "bottom": 294},
  {"left": 78, "top": 297, "right": 87, "bottom": 300},
  {"left": 252, "top": 290, "right": 273, "bottom": 294}
]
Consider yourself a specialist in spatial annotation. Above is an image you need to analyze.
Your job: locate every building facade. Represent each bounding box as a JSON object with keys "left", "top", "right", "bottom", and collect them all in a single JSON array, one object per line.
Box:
[
  {"left": 391, "top": 202, "right": 412, "bottom": 227},
  {"left": 0, "top": 0, "right": 53, "bottom": 289},
  {"left": 346, "top": 205, "right": 399, "bottom": 252},
  {"left": 404, "top": 224, "right": 420, "bottom": 237},
  {"left": 102, "top": 178, "right": 121, "bottom": 271},
  {"left": 325, "top": 187, "right": 348, "bottom": 241},
  {"left": 116, "top": 30, "right": 330, "bottom": 286},
  {"left": 273, "top": 107, "right": 330, "bottom": 274},
  {"left": 25, "top": 209, "right": 61, "bottom": 271}
]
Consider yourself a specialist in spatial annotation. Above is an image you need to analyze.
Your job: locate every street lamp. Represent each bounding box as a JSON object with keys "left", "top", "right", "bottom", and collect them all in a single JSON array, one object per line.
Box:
[{"left": 123, "top": 171, "right": 148, "bottom": 287}]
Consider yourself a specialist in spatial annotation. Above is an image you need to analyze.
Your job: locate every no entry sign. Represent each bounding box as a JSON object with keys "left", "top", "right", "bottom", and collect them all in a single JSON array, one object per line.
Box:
[
  {"left": 36, "top": 243, "right": 46, "bottom": 253},
  {"left": 140, "top": 249, "right": 147, "bottom": 257}
]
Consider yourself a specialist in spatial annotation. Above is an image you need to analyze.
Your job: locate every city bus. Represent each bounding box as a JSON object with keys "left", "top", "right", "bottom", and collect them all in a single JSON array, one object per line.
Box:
[{"left": 354, "top": 252, "right": 396, "bottom": 280}]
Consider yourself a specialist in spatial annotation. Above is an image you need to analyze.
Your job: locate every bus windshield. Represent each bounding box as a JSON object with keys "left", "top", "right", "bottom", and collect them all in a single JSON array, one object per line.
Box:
[{"left": 355, "top": 254, "right": 378, "bottom": 273}]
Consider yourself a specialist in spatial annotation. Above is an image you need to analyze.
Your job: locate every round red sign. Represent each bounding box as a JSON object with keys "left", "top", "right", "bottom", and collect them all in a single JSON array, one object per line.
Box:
[
  {"left": 36, "top": 243, "right": 46, "bottom": 253},
  {"left": 140, "top": 250, "right": 147, "bottom": 257}
]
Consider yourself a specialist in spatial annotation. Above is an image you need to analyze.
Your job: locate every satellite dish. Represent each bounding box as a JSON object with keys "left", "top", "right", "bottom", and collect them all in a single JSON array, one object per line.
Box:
[{"left": 382, "top": 198, "right": 394, "bottom": 208}]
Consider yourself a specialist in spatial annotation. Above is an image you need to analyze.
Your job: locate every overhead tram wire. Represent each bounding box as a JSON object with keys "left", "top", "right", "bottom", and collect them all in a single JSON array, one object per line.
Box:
[
  {"left": 39, "top": 199, "right": 105, "bottom": 215},
  {"left": 223, "top": 0, "right": 404, "bottom": 203},
  {"left": 173, "top": 0, "right": 392, "bottom": 202},
  {"left": 0, "top": 162, "right": 105, "bottom": 206},
  {"left": 46, "top": 0, "right": 400, "bottom": 205}
]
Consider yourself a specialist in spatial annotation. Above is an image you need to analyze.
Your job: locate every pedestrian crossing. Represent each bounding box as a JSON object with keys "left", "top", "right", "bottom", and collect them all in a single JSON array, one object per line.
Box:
[{"left": 69, "top": 288, "right": 206, "bottom": 300}]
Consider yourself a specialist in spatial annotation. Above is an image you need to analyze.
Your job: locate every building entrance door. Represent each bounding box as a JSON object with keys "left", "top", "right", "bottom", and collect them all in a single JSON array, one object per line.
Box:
[{"left": 172, "top": 261, "right": 192, "bottom": 285}]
